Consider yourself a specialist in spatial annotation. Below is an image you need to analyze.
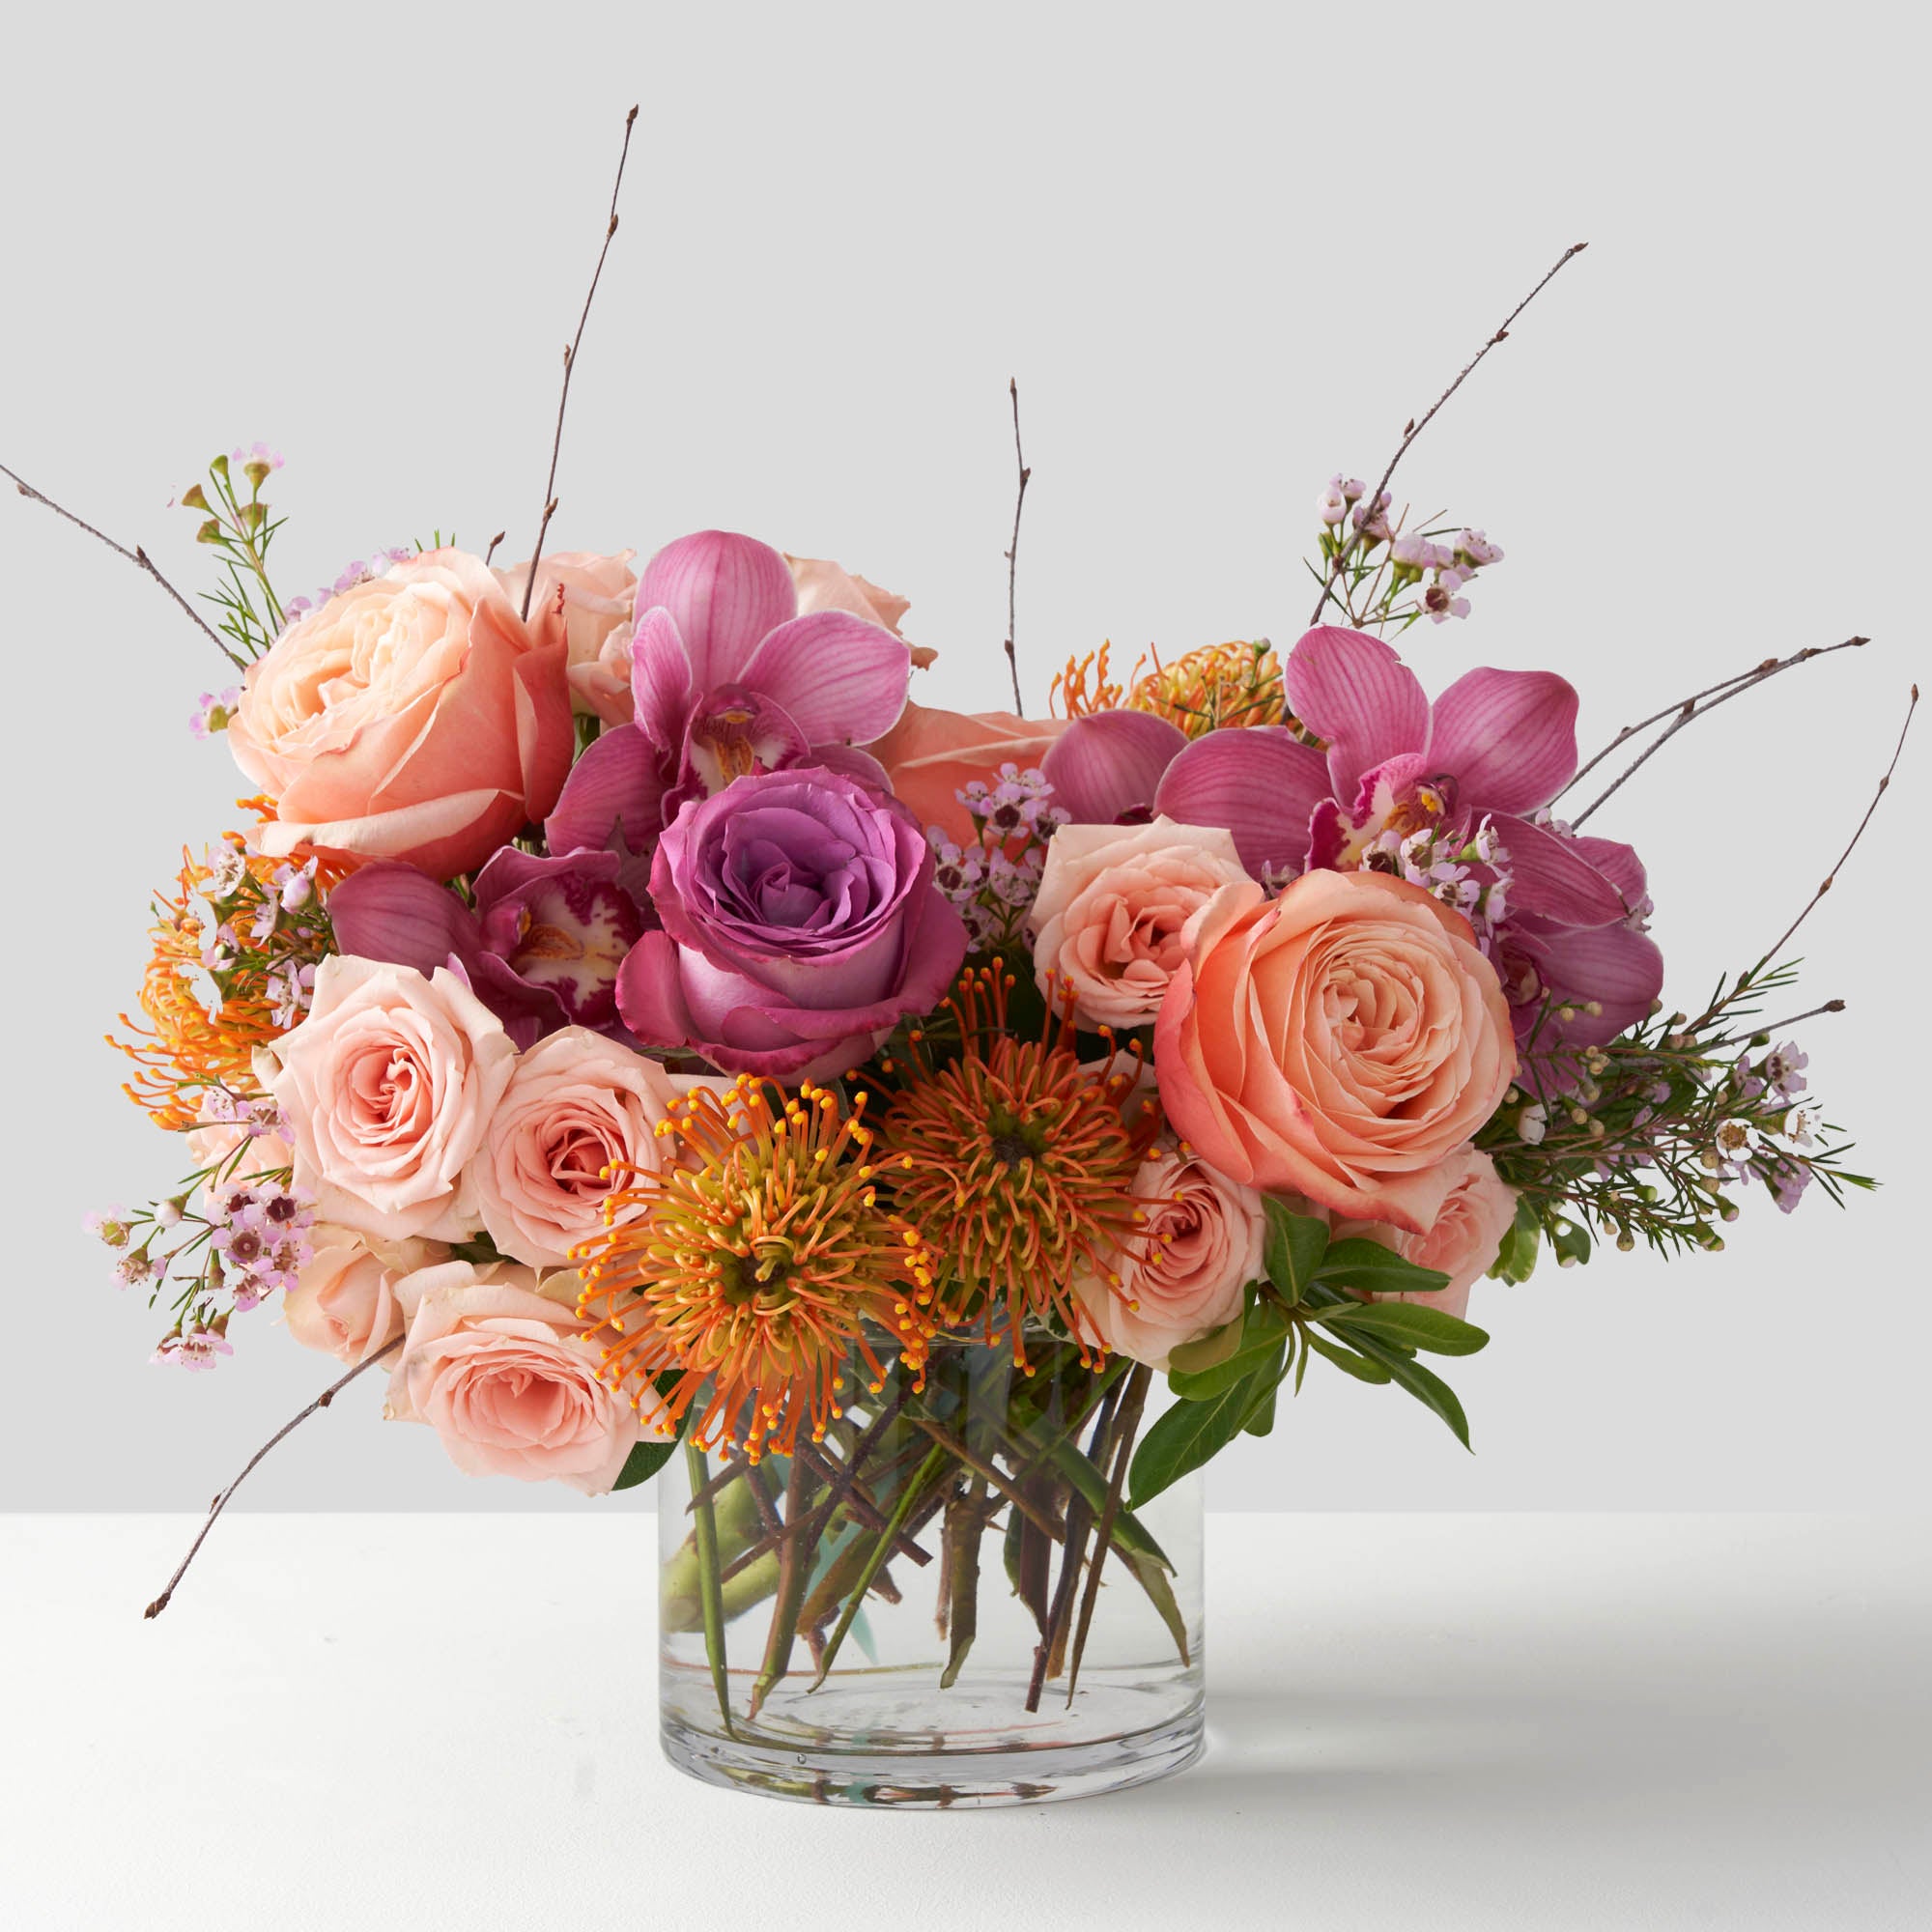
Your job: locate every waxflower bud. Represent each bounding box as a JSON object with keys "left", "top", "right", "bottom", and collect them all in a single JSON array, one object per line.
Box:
[
  {"left": 196, "top": 518, "right": 224, "bottom": 545},
  {"left": 179, "top": 483, "right": 210, "bottom": 512},
  {"left": 243, "top": 459, "right": 272, "bottom": 490}
]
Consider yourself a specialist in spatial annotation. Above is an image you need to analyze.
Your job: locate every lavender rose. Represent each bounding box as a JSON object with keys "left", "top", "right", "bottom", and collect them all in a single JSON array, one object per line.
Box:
[{"left": 618, "top": 764, "right": 968, "bottom": 1080}]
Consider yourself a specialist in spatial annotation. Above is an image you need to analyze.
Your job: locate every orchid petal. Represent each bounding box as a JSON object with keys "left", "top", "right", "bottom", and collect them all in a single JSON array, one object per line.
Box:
[
  {"left": 1153, "top": 729, "right": 1330, "bottom": 877},
  {"left": 628, "top": 607, "right": 694, "bottom": 756},
  {"left": 327, "top": 862, "right": 483, "bottom": 974},
  {"left": 635, "top": 530, "right": 797, "bottom": 693},
  {"left": 543, "top": 724, "right": 668, "bottom": 861},
  {"left": 1520, "top": 918, "right": 1665, "bottom": 1044},
  {"left": 736, "top": 611, "right": 912, "bottom": 747},
  {"left": 1283, "top": 626, "right": 1429, "bottom": 799},
  {"left": 1041, "top": 710, "right": 1186, "bottom": 823},
  {"left": 1491, "top": 814, "right": 1634, "bottom": 926},
  {"left": 1427, "top": 668, "right": 1579, "bottom": 812},
  {"left": 1569, "top": 835, "right": 1648, "bottom": 908}
]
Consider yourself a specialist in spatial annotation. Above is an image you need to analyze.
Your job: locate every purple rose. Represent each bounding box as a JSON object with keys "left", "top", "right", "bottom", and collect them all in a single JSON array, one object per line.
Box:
[
  {"left": 327, "top": 845, "right": 647, "bottom": 1049},
  {"left": 618, "top": 765, "right": 968, "bottom": 1080}
]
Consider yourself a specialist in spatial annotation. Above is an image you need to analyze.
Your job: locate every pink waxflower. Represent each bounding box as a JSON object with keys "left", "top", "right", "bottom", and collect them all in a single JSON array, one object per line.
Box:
[
  {"left": 190, "top": 689, "right": 241, "bottom": 739},
  {"left": 1420, "top": 571, "right": 1471, "bottom": 623},
  {"left": 545, "top": 530, "right": 913, "bottom": 867},
  {"left": 154, "top": 1326, "right": 234, "bottom": 1372}
]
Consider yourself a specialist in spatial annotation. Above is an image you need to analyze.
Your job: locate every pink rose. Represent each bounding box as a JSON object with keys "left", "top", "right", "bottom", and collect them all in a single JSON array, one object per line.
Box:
[
  {"left": 470, "top": 1027, "right": 685, "bottom": 1266},
  {"left": 1031, "top": 817, "right": 1249, "bottom": 1029},
  {"left": 228, "top": 549, "right": 573, "bottom": 880},
  {"left": 785, "top": 554, "right": 936, "bottom": 668},
  {"left": 1073, "top": 1142, "right": 1266, "bottom": 1370},
  {"left": 864, "top": 699, "right": 1069, "bottom": 844},
  {"left": 1329, "top": 1145, "right": 1518, "bottom": 1321},
  {"left": 282, "top": 1226, "right": 445, "bottom": 1363},
  {"left": 265, "top": 955, "right": 517, "bottom": 1242},
  {"left": 384, "top": 1261, "right": 667, "bottom": 1492},
  {"left": 1155, "top": 871, "right": 1517, "bottom": 1234},
  {"left": 496, "top": 548, "right": 639, "bottom": 725}
]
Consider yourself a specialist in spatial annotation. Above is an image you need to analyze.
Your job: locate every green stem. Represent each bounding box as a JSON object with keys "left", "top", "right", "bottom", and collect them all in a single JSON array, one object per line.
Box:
[
  {"left": 748, "top": 1451, "right": 812, "bottom": 1720},
  {"left": 939, "top": 1475, "right": 987, "bottom": 1690},
  {"left": 809, "top": 1441, "right": 949, "bottom": 1690},
  {"left": 684, "top": 1436, "right": 735, "bottom": 1737},
  {"left": 1064, "top": 1365, "right": 1151, "bottom": 1705}
]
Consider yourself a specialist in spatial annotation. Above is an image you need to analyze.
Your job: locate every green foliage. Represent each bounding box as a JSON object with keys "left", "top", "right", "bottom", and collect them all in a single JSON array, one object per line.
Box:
[{"left": 1261, "top": 1199, "right": 1328, "bottom": 1304}]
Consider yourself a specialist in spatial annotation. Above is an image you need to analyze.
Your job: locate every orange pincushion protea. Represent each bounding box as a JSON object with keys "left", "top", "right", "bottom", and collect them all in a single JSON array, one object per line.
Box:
[
  {"left": 574, "top": 1078, "right": 936, "bottom": 1463},
  {"left": 877, "top": 967, "right": 1159, "bottom": 1364},
  {"left": 1128, "top": 639, "right": 1286, "bottom": 736}
]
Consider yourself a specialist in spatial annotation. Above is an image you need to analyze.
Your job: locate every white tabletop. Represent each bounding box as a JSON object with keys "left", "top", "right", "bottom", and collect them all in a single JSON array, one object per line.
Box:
[{"left": 4, "top": 1513, "right": 1926, "bottom": 1930}]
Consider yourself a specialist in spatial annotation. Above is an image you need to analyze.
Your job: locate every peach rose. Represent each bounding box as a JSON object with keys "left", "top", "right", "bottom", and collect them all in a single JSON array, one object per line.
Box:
[
  {"left": 470, "top": 1027, "right": 685, "bottom": 1266},
  {"left": 1073, "top": 1141, "right": 1266, "bottom": 1370},
  {"left": 264, "top": 955, "right": 516, "bottom": 1242},
  {"left": 282, "top": 1225, "right": 445, "bottom": 1363},
  {"left": 1329, "top": 1145, "right": 1518, "bottom": 1322},
  {"left": 785, "top": 554, "right": 936, "bottom": 668},
  {"left": 1031, "top": 817, "right": 1249, "bottom": 1029},
  {"left": 1155, "top": 871, "right": 1516, "bottom": 1234},
  {"left": 384, "top": 1260, "right": 668, "bottom": 1492},
  {"left": 865, "top": 698, "right": 1069, "bottom": 843},
  {"left": 496, "top": 548, "right": 639, "bottom": 725},
  {"left": 229, "top": 549, "right": 572, "bottom": 879}
]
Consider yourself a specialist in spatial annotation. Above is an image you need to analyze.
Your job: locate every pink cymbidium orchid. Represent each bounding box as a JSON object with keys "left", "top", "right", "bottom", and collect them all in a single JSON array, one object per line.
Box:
[
  {"left": 545, "top": 530, "right": 913, "bottom": 881},
  {"left": 1043, "top": 624, "right": 1662, "bottom": 1050}
]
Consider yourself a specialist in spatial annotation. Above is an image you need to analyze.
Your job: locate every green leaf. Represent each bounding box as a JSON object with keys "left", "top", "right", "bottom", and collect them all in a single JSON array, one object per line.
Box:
[
  {"left": 1043, "top": 1436, "right": 1174, "bottom": 1572},
  {"left": 611, "top": 1435, "right": 680, "bottom": 1492},
  {"left": 1130, "top": 1356, "right": 1282, "bottom": 1507},
  {"left": 1124, "top": 1552, "right": 1192, "bottom": 1666},
  {"left": 1304, "top": 1330, "right": 1393, "bottom": 1383},
  {"left": 1490, "top": 1195, "right": 1542, "bottom": 1284},
  {"left": 1315, "top": 1236, "right": 1452, "bottom": 1298},
  {"left": 1548, "top": 1215, "right": 1594, "bottom": 1268},
  {"left": 1321, "top": 1301, "right": 1491, "bottom": 1356},
  {"left": 1166, "top": 1300, "right": 1249, "bottom": 1378},
  {"left": 1244, "top": 1380, "right": 1279, "bottom": 1437},
  {"left": 1339, "top": 1328, "right": 1474, "bottom": 1449},
  {"left": 1262, "top": 1197, "right": 1329, "bottom": 1304},
  {"left": 1167, "top": 1296, "right": 1290, "bottom": 1401}
]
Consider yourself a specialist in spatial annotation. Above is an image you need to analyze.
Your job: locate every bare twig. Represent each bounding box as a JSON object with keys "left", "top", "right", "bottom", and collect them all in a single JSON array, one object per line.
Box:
[
  {"left": 519, "top": 105, "right": 639, "bottom": 620},
  {"left": 1751, "top": 685, "right": 1917, "bottom": 972},
  {"left": 1747, "top": 998, "right": 1846, "bottom": 1039},
  {"left": 482, "top": 529, "right": 507, "bottom": 567},
  {"left": 3, "top": 462, "right": 244, "bottom": 669},
  {"left": 1002, "top": 377, "right": 1031, "bottom": 715},
  {"left": 1568, "top": 638, "right": 1867, "bottom": 828},
  {"left": 1308, "top": 242, "right": 1588, "bottom": 627},
  {"left": 1063, "top": 1364, "right": 1151, "bottom": 1706},
  {"left": 143, "top": 1338, "right": 402, "bottom": 1619}
]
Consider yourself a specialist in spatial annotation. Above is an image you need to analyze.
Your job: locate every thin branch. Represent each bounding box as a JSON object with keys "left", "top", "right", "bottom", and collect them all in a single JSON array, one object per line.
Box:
[
  {"left": 519, "top": 104, "right": 639, "bottom": 621},
  {"left": 1752, "top": 684, "right": 1917, "bottom": 972},
  {"left": 1747, "top": 998, "right": 1846, "bottom": 1040},
  {"left": 143, "top": 1338, "right": 402, "bottom": 1619},
  {"left": 1063, "top": 1364, "right": 1151, "bottom": 1706},
  {"left": 1567, "top": 637, "right": 1867, "bottom": 828},
  {"left": 1308, "top": 242, "right": 1588, "bottom": 627},
  {"left": 3, "top": 462, "right": 245, "bottom": 669},
  {"left": 1002, "top": 377, "right": 1031, "bottom": 715},
  {"left": 482, "top": 529, "right": 506, "bottom": 567}
]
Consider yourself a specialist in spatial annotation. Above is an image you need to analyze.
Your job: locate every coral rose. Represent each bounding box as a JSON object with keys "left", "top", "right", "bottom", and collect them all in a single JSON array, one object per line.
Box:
[
  {"left": 1073, "top": 1142, "right": 1265, "bottom": 1370},
  {"left": 228, "top": 549, "right": 572, "bottom": 879},
  {"left": 1328, "top": 1145, "right": 1518, "bottom": 1322},
  {"left": 263, "top": 955, "right": 516, "bottom": 1242},
  {"left": 384, "top": 1261, "right": 667, "bottom": 1493},
  {"left": 786, "top": 554, "right": 936, "bottom": 668},
  {"left": 496, "top": 548, "right": 639, "bottom": 724},
  {"left": 283, "top": 1226, "right": 445, "bottom": 1364},
  {"left": 865, "top": 699, "right": 1068, "bottom": 843},
  {"left": 470, "top": 1028, "right": 685, "bottom": 1266},
  {"left": 1154, "top": 871, "right": 1516, "bottom": 1234},
  {"left": 1030, "top": 816, "right": 1249, "bottom": 1030}
]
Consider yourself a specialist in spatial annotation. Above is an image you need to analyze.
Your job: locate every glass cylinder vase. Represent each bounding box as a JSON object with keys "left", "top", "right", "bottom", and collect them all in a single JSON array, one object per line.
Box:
[{"left": 656, "top": 1343, "right": 1205, "bottom": 1806}]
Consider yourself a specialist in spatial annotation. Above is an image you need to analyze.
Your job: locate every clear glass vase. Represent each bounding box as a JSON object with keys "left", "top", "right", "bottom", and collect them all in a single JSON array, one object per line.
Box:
[{"left": 656, "top": 1342, "right": 1205, "bottom": 1806}]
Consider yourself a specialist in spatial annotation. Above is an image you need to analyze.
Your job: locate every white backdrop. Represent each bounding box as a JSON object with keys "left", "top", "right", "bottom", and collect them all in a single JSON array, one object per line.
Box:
[{"left": 3, "top": 1, "right": 1923, "bottom": 1514}]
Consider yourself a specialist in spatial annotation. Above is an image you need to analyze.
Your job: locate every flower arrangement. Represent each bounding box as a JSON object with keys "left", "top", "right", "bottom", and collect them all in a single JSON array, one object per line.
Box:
[{"left": 32, "top": 111, "right": 1914, "bottom": 1804}]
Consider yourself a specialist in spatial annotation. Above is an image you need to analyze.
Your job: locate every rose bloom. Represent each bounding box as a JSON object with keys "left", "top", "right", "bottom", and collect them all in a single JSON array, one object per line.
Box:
[
  {"left": 470, "top": 1027, "right": 685, "bottom": 1266},
  {"left": 1073, "top": 1141, "right": 1266, "bottom": 1370},
  {"left": 1327, "top": 1145, "right": 1518, "bottom": 1322},
  {"left": 264, "top": 954, "right": 516, "bottom": 1242},
  {"left": 786, "top": 554, "right": 936, "bottom": 668},
  {"left": 865, "top": 698, "right": 1068, "bottom": 843},
  {"left": 1031, "top": 816, "right": 1249, "bottom": 1030},
  {"left": 228, "top": 549, "right": 573, "bottom": 879},
  {"left": 618, "top": 763, "right": 968, "bottom": 1080},
  {"left": 385, "top": 1261, "right": 668, "bottom": 1493},
  {"left": 496, "top": 548, "right": 639, "bottom": 724},
  {"left": 1155, "top": 870, "right": 1516, "bottom": 1234},
  {"left": 282, "top": 1225, "right": 446, "bottom": 1364}
]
